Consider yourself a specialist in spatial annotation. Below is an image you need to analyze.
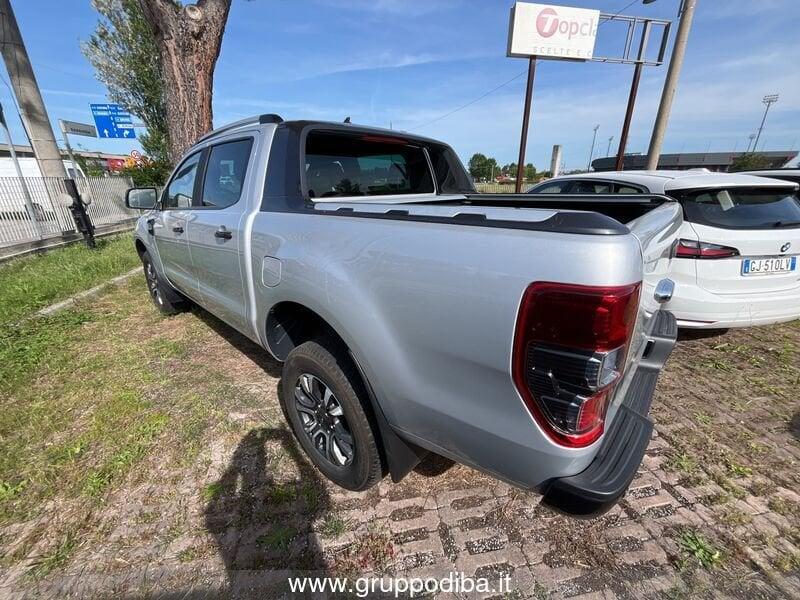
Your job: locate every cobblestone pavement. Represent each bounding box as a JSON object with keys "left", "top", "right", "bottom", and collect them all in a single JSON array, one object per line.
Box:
[{"left": 2, "top": 294, "right": 798, "bottom": 599}]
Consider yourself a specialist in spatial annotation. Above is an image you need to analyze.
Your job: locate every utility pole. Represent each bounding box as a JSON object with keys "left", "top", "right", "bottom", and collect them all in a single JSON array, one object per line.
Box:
[
  {"left": 645, "top": 0, "right": 697, "bottom": 170},
  {"left": 753, "top": 94, "right": 778, "bottom": 153},
  {"left": 587, "top": 124, "right": 599, "bottom": 172},
  {"left": 615, "top": 18, "right": 655, "bottom": 171},
  {"left": 0, "top": 0, "right": 67, "bottom": 180},
  {"left": 515, "top": 57, "right": 537, "bottom": 193},
  {"left": 0, "top": 102, "right": 41, "bottom": 238}
]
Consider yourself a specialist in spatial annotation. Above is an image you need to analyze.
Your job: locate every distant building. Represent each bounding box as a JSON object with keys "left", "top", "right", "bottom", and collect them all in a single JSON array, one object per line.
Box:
[
  {"left": 591, "top": 150, "right": 798, "bottom": 173},
  {"left": 0, "top": 143, "right": 130, "bottom": 177}
]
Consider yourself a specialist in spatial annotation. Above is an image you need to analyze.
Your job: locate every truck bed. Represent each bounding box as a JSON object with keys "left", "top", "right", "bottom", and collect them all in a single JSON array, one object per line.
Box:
[
  {"left": 442, "top": 193, "right": 673, "bottom": 226},
  {"left": 311, "top": 193, "right": 674, "bottom": 233}
]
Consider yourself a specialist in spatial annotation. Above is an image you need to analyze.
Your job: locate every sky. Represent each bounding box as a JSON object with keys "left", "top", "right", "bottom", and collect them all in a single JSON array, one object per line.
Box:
[{"left": 2, "top": 0, "right": 798, "bottom": 171}]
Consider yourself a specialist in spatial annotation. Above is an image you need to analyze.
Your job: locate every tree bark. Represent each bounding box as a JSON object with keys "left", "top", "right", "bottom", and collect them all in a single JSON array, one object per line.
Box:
[{"left": 138, "top": 0, "right": 232, "bottom": 163}]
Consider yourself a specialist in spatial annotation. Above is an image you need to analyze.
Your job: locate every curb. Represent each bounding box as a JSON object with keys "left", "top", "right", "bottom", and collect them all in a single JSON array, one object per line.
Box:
[{"left": 35, "top": 267, "right": 142, "bottom": 318}]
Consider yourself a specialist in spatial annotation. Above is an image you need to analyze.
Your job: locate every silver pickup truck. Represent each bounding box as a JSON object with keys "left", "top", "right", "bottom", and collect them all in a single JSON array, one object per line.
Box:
[{"left": 126, "top": 115, "right": 682, "bottom": 516}]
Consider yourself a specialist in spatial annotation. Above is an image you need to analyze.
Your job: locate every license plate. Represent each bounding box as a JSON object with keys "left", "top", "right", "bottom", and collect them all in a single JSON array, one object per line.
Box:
[{"left": 741, "top": 256, "right": 797, "bottom": 276}]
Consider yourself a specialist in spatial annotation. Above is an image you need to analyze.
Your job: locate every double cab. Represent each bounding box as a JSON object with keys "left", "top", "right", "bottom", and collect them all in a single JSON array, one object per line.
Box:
[{"left": 127, "top": 115, "right": 682, "bottom": 515}]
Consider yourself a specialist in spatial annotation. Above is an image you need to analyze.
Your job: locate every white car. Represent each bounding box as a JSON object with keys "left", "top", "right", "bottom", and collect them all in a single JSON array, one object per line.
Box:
[
  {"left": 739, "top": 168, "right": 800, "bottom": 187},
  {"left": 529, "top": 170, "right": 800, "bottom": 328}
]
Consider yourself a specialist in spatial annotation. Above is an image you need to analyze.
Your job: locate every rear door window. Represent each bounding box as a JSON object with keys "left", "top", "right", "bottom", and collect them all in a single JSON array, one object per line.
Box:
[
  {"left": 676, "top": 187, "right": 800, "bottom": 229},
  {"left": 304, "top": 131, "right": 434, "bottom": 199}
]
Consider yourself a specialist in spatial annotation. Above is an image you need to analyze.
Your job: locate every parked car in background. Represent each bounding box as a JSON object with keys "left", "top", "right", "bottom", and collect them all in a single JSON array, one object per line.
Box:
[
  {"left": 529, "top": 171, "right": 800, "bottom": 329},
  {"left": 125, "top": 115, "right": 683, "bottom": 515}
]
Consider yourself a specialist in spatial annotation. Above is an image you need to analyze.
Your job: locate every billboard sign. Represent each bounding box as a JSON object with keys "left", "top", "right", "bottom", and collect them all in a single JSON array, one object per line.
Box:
[{"left": 507, "top": 2, "right": 599, "bottom": 61}]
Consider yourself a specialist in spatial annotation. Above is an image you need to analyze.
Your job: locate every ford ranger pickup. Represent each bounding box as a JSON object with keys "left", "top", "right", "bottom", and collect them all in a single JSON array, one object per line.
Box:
[{"left": 126, "top": 115, "right": 682, "bottom": 516}]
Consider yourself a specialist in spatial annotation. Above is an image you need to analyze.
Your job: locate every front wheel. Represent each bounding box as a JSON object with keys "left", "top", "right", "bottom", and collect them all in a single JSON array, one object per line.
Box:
[
  {"left": 280, "top": 338, "right": 384, "bottom": 491},
  {"left": 140, "top": 249, "right": 188, "bottom": 316}
]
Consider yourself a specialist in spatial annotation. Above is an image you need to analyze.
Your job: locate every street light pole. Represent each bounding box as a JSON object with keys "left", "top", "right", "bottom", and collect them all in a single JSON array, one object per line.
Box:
[
  {"left": 587, "top": 124, "right": 599, "bottom": 172},
  {"left": 753, "top": 94, "right": 778, "bottom": 153},
  {"left": 745, "top": 133, "right": 756, "bottom": 153},
  {"left": 645, "top": 0, "right": 697, "bottom": 170},
  {"left": 607, "top": 136, "right": 614, "bottom": 158},
  {"left": 58, "top": 120, "right": 81, "bottom": 180}
]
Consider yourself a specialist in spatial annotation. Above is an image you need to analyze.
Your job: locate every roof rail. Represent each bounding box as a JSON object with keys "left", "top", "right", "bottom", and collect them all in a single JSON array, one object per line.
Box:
[{"left": 195, "top": 113, "right": 283, "bottom": 145}]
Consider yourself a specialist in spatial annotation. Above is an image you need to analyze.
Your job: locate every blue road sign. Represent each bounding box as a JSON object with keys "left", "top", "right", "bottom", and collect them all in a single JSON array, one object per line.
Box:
[{"left": 89, "top": 103, "right": 136, "bottom": 139}]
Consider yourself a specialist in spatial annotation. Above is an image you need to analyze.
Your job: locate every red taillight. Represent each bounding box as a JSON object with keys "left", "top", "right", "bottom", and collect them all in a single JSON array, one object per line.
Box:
[
  {"left": 512, "top": 282, "right": 640, "bottom": 448},
  {"left": 676, "top": 239, "right": 739, "bottom": 259},
  {"left": 358, "top": 134, "right": 408, "bottom": 145}
]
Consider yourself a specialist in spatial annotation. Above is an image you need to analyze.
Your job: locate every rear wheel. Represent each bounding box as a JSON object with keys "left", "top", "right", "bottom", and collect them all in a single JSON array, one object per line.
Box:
[
  {"left": 140, "top": 249, "right": 188, "bottom": 315},
  {"left": 281, "top": 338, "right": 383, "bottom": 491}
]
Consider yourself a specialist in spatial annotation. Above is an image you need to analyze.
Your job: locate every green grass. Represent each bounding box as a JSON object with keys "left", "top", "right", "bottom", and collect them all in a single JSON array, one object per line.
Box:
[
  {"left": 301, "top": 483, "right": 320, "bottom": 513},
  {"left": 82, "top": 412, "right": 169, "bottom": 498},
  {"left": 28, "top": 529, "right": 78, "bottom": 579},
  {"left": 0, "top": 277, "right": 230, "bottom": 525},
  {"left": 257, "top": 526, "right": 296, "bottom": 551},
  {"left": 667, "top": 452, "right": 697, "bottom": 474},
  {"left": 725, "top": 459, "right": 752, "bottom": 479},
  {"left": 0, "top": 233, "right": 139, "bottom": 327},
  {"left": 0, "top": 309, "right": 97, "bottom": 395},
  {"left": 677, "top": 530, "right": 723, "bottom": 569},
  {"left": 201, "top": 482, "right": 224, "bottom": 503},
  {"left": 268, "top": 483, "right": 297, "bottom": 504},
  {"left": 320, "top": 514, "right": 347, "bottom": 537}
]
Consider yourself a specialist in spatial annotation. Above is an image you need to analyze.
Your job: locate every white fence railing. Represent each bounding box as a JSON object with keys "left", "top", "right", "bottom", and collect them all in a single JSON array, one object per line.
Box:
[
  {"left": 0, "top": 176, "right": 138, "bottom": 249},
  {"left": 474, "top": 182, "right": 536, "bottom": 194}
]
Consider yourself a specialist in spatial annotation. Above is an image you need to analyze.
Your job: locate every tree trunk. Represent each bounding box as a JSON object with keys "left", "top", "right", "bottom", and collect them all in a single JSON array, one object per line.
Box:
[{"left": 138, "top": 0, "right": 232, "bottom": 163}]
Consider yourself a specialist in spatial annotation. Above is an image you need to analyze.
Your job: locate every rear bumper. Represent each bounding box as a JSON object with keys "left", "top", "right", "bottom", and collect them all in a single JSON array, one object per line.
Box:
[
  {"left": 542, "top": 310, "right": 677, "bottom": 517},
  {"left": 665, "top": 281, "right": 800, "bottom": 329}
]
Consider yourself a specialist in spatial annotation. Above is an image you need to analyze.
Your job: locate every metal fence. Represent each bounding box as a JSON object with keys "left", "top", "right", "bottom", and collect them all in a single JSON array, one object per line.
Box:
[
  {"left": 0, "top": 176, "right": 137, "bottom": 249},
  {"left": 474, "top": 182, "right": 536, "bottom": 194}
]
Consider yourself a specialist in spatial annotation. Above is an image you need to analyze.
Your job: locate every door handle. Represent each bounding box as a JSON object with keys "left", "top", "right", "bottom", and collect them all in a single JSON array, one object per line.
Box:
[
  {"left": 214, "top": 226, "right": 232, "bottom": 240},
  {"left": 172, "top": 225, "right": 184, "bottom": 234}
]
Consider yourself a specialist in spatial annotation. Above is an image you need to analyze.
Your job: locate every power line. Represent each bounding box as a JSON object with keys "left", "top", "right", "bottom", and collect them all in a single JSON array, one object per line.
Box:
[
  {"left": 600, "top": 0, "right": 641, "bottom": 24},
  {"left": 410, "top": 0, "right": 644, "bottom": 132},
  {"left": 409, "top": 70, "right": 527, "bottom": 130}
]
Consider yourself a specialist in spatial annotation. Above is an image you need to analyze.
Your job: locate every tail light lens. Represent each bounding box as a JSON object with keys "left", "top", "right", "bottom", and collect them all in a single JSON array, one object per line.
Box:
[
  {"left": 512, "top": 282, "right": 640, "bottom": 448},
  {"left": 676, "top": 239, "right": 739, "bottom": 259}
]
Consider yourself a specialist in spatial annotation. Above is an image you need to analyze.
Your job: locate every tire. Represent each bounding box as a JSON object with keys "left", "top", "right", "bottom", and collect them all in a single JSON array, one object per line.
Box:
[
  {"left": 280, "top": 338, "right": 384, "bottom": 491},
  {"left": 140, "top": 249, "right": 189, "bottom": 316}
]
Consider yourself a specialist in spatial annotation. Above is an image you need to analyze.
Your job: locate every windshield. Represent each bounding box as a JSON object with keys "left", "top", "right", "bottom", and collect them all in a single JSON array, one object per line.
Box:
[{"left": 675, "top": 187, "right": 800, "bottom": 229}]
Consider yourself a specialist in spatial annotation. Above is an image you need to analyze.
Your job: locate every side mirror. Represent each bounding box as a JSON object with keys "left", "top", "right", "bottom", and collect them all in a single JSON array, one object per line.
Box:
[{"left": 125, "top": 187, "right": 158, "bottom": 210}]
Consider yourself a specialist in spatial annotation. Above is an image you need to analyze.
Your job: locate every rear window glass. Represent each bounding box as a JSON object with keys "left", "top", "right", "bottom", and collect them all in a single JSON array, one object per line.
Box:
[
  {"left": 570, "top": 181, "right": 614, "bottom": 194},
  {"left": 529, "top": 181, "right": 569, "bottom": 194},
  {"left": 304, "top": 131, "right": 434, "bottom": 199},
  {"left": 676, "top": 187, "right": 800, "bottom": 229}
]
